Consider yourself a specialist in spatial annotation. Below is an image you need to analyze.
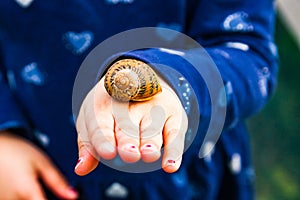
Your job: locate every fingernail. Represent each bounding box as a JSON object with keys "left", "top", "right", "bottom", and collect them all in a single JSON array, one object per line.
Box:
[
  {"left": 75, "top": 158, "right": 83, "bottom": 170},
  {"left": 122, "top": 144, "right": 139, "bottom": 153},
  {"left": 141, "top": 144, "right": 157, "bottom": 152},
  {"left": 165, "top": 159, "right": 176, "bottom": 167}
]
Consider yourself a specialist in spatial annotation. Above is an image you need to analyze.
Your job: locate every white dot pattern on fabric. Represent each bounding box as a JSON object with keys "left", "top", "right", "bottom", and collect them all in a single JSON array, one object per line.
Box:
[
  {"left": 105, "top": 182, "right": 129, "bottom": 199},
  {"left": 257, "top": 67, "right": 270, "bottom": 98},
  {"left": 14, "top": 0, "right": 34, "bottom": 8},
  {"left": 229, "top": 153, "right": 242, "bottom": 174},
  {"left": 269, "top": 41, "right": 278, "bottom": 58},
  {"left": 159, "top": 48, "right": 185, "bottom": 56},
  {"left": 203, "top": 141, "right": 215, "bottom": 162},
  {"left": 21, "top": 62, "right": 45, "bottom": 85},
  {"left": 34, "top": 131, "right": 50, "bottom": 147},
  {"left": 225, "top": 42, "right": 250, "bottom": 51},
  {"left": 214, "top": 49, "right": 230, "bottom": 59},
  {"left": 223, "top": 11, "right": 254, "bottom": 32},
  {"left": 218, "top": 81, "right": 233, "bottom": 107},
  {"left": 105, "top": 0, "right": 135, "bottom": 4},
  {"left": 177, "top": 77, "right": 192, "bottom": 114},
  {"left": 63, "top": 31, "right": 94, "bottom": 55}
]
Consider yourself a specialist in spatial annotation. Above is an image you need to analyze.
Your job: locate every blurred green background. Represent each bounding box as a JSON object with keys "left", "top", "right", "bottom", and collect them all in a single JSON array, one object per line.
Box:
[{"left": 248, "top": 14, "right": 300, "bottom": 200}]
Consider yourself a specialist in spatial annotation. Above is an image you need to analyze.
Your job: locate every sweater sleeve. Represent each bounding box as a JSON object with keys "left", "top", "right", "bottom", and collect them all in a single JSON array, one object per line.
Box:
[
  {"left": 186, "top": 0, "right": 279, "bottom": 121},
  {"left": 105, "top": 0, "right": 278, "bottom": 127},
  {"left": 0, "top": 52, "right": 30, "bottom": 137},
  {"left": 94, "top": 0, "right": 278, "bottom": 153}
]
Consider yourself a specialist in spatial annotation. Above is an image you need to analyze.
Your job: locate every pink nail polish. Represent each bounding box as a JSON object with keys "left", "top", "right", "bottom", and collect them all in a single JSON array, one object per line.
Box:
[
  {"left": 70, "top": 187, "right": 78, "bottom": 192},
  {"left": 68, "top": 187, "right": 79, "bottom": 198},
  {"left": 166, "top": 159, "right": 176, "bottom": 166},
  {"left": 141, "top": 144, "right": 157, "bottom": 153},
  {"left": 122, "top": 144, "right": 138, "bottom": 153}
]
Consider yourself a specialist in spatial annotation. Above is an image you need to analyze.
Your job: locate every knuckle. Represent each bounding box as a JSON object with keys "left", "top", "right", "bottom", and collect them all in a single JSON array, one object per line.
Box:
[
  {"left": 141, "top": 128, "right": 162, "bottom": 140},
  {"left": 115, "top": 121, "right": 139, "bottom": 135},
  {"left": 89, "top": 125, "right": 103, "bottom": 137},
  {"left": 78, "top": 141, "right": 92, "bottom": 151}
]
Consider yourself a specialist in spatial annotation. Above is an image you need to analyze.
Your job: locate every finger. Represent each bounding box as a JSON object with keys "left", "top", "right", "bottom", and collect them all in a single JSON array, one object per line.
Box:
[
  {"left": 75, "top": 140, "right": 99, "bottom": 176},
  {"left": 140, "top": 105, "right": 164, "bottom": 163},
  {"left": 162, "top": 112, "right": 188, "bottom": 173},
  {"left": 75, "top": 109, "right": 99, "bottom": 176},
  {"left": 35, "top": 153, "right": 78, "bottom": 199},
  {"left": 113, "top": 101, "right": 141, "bottom": 163},
  {"left": 86, "top": 109, "right": 117, "bottom": 160},
  {"left": 84, "top": 83, "right": 117, "bottom": 160},
  {"left": 25, "top": 179, "right": 47, "bottom": 200}
]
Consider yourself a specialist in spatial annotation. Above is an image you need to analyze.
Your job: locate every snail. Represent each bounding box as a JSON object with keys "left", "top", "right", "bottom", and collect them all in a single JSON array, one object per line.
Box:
[{"left": 104, "top": 59, "right": 162, "bottom": 101}]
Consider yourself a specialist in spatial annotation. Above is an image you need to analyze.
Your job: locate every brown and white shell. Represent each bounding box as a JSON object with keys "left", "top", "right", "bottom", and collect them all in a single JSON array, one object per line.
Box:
[{"left": 104, "top": 59, "right": 162, "bottom": 101}]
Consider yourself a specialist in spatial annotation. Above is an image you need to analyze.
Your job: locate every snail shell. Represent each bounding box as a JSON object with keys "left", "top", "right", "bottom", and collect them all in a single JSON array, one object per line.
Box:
[{"left": 104, "top": 59, "right": 162, "bottom": 101}]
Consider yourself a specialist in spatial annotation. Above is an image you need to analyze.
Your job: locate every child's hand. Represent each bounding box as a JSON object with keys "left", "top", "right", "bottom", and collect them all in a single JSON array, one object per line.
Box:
[
  {"left": 0, "top": 132, "right": 78, "bottom": 200},
  {"left": 75, "top": 77, "right": 188, "bottom": 175}
]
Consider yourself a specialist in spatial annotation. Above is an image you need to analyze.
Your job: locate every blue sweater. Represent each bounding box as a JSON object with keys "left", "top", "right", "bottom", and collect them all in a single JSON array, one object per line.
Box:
[{"left": 0, "top": 0, "right": 278, "bottom": 199}]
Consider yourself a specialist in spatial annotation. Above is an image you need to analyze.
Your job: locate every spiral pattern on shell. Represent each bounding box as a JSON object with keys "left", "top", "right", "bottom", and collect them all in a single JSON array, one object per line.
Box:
[{"left": 104, "top": 59, "right": 162, "bottom": 101}]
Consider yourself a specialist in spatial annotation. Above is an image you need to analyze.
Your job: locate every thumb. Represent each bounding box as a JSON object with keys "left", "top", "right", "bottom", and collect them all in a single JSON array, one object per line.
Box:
[
  {"left": 75, "top": 140, "right": 99, "bottom": 176},
  {"left": 75, "top": 101, "right": 99, "bottom": 176},
  {"left": 35, "top": 152, "right": 78, "bottom": 199}
]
